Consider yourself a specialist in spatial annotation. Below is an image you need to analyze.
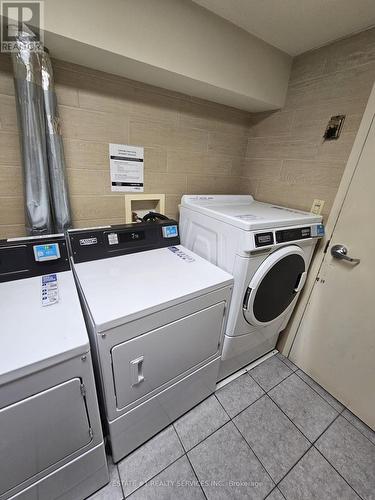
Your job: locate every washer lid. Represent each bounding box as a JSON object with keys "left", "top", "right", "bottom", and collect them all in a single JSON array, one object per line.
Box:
[
  {"left": 243, "top": 245, "right": 307, "bottom": 327},
  {"left": 181, "top": 195, "right": 322, "bottom": 230},
  {"left": 72, "top": 245, "right": 233, "bottom": 331}
]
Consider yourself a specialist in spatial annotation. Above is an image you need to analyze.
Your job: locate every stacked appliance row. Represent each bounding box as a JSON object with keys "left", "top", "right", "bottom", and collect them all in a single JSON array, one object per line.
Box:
[{"left": 0, "top": 219, "right": 233, "bottom": 498}]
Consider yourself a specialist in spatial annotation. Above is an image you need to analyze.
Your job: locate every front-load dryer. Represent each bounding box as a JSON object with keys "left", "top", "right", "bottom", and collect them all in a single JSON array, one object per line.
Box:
[
  {"left": 180, "top": 195, "right": 324, "bottom": 380},
  {"left": 67, "top": 220, "right": 233, "bottom": 462}
]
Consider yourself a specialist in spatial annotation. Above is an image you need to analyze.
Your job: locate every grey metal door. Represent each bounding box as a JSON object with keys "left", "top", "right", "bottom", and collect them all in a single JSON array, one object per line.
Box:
[{"left": 111, "top": 302, "right": 225, "bottom": 409}]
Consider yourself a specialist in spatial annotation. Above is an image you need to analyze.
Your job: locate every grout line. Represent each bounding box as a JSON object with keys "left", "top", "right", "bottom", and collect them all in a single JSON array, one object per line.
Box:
[
  {"left": 266, "top": 486, "right": 287, "bottom": 500},
  {"left": 228, "top": 389, "right": 318, "bottom": 488},
  {"left": 213, "top": 393, "right": 232, "bottom": 421},
  {"left": 172, "top": 424, "right": 209, "bottom": 500},
  {"left": 250, "top": 367, "right": 296, "bottom": 395},
  {"left": 266, "top": 367, "right": 343, "bottom": 423},
  {"left": 215, "top": 349, "right": 278, "bottom": 390},
  {"left": 289, "top": 58, "right": 375, "bottom": 88},
  {"left": 274, "top": 352, "right": 298, "bottom": 372},
  {"left": 310, "top": 412, "right": 343, "bottom": 447},
  {"left": 278, "top": 159, "right": 285, "bottom": 179},
  {"left": 230, "top": 390, "right": 265, "bottom": 419},
  {"left": 273, "top": 412, "right": 341, "bottom": 488},
  {"left": 119, "top": 446, "right": 186, "bottom": 498},
  {"left": 218, "top": 389, "right": 266, "bottom": 421},
  {"left": 117, "top": 374, "right": 370, "bottom": 499},
  {"left": 115, "top": 462, "right": 126, "bottom": 500},
  {"left": 266, "top": 391, "right": 315, "bottom": 444},
  {"left": 266, "top": 382, "right": 332, "bottom": 446},
  {"left": 275, "top": 443, "right": 314, "bottom": 489},
  {"left": 340, "top": 411, "right": 375, "bottom": 447},
  {"left": 231, "top": 414, "right": 277, "bottom": 490},
  {"left": 313, "top": 445, "right": 366, "bottom": 500},
  {"left": 244, "top": 370, "right": 269, "bottom": 394},
  {"left": 115, "top": 358, "right": 370, "bottom": 498},
  {"left": 294, "top": 369, "right": 346, "bottom": 414},
  {"left": 180, "top": 417, "right": 231, "bottom": 455},
  {"left": 274, "top": 359, "right": 351, "bottom": 420},
  {"left": 265, "top": 410, "right": 342, "bottom": 490},
  {"left": 216, "top": 382, "right": 271, "bottom": 423},
  {"left": 214, "top": 380, "right": 292, "bottom": 491}
]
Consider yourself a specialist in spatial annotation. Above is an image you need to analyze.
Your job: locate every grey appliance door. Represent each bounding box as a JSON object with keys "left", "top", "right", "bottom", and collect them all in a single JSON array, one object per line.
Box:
[
  {"left": 111, "top": 302, "right": 225, "bottom": 409},
  {"left": 0, "top": 378, "right": 92, "bottom": 496}
]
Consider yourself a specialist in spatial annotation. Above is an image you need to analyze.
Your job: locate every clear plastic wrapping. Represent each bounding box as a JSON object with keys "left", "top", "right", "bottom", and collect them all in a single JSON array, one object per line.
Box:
[{"left": 11, "top": 32, "right": 71, "bottom": 235}]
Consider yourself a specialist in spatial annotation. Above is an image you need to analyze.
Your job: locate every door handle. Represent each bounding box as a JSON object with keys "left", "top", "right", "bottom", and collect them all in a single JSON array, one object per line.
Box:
[
  {"left": 130, "top": 356, "right": 144, "bottom": 386},
  {"left": 294, "top": 271, "right": 307, "bottom": 293},
  {"left": 331, "top": 244, "right": 360, "bottom": 264}
]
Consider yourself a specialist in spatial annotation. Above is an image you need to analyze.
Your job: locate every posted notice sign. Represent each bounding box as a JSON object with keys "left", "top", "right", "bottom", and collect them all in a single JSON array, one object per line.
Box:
[{"left": 109, "top": 144, "right": 144, "bottom": 192}]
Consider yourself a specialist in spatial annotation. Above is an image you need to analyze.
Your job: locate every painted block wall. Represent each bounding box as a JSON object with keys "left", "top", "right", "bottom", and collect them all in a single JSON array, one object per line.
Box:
[
  {"left": 240, "top": 28, "right": 375, "bottom": 219},
  {"left": 0, "top": 55, "right": 250, "bottom": 238}
]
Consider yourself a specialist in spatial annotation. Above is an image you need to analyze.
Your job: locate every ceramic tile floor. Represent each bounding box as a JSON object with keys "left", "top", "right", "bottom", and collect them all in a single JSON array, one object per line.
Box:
[{"left": 89, "top": 353, "right": 375, "bottom": 500}]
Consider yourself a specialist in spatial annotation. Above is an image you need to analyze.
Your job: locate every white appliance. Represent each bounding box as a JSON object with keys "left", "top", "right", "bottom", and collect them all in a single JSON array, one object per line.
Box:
[
  {"left": 0, "top": 235, "right": 108, "bottom": 500},
  {"left": 180, "top": 195, "right": 324, "bottom": 380},
  {"left": 67, "top": 220, "right": 233, "bottom": 462}
]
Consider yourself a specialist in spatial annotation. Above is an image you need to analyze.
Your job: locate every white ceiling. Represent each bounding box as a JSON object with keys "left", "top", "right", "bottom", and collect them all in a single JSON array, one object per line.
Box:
[{"left": 191, "top": 0, "right": 375, "bottom": 55}]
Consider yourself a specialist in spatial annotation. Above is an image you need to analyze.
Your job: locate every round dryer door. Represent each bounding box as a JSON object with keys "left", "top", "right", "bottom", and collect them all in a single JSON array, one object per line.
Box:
[{"left": 243, "top": 245, "right": 307, "bottom": 327}]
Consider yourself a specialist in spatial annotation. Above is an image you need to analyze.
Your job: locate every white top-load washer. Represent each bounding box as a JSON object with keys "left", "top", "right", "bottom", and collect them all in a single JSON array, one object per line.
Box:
[
  {"left": 0, "top": 235, "right": 108, "bottom": 500},
  {"left": 180, "top": 195, "right": 324, "bottom": 380},
  {"left": 67, "top": 220, "right": 233, "bottom": 462}
]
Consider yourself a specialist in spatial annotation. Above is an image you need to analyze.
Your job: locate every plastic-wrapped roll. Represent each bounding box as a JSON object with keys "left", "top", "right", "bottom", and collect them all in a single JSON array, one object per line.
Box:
[
  {"left": 11, "top": 32, "right": 53, "bottom": 235},
  {"left": 41, "top": 48, "right": 72, "bottom": 232}
]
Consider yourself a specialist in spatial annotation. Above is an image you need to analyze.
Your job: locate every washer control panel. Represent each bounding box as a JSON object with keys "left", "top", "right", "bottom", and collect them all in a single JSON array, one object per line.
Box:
[
  {"left": 275, "top": 226, "right": 311, "bottom": 244},
  {"left": 0, "top": 236, "right": 69, "bottom": 283},
  {"left": 254, "top": 224, "right": 325, "bottom": 248},
  {"left": 254, "top": 232, "right": 274, "bottom": 247}
]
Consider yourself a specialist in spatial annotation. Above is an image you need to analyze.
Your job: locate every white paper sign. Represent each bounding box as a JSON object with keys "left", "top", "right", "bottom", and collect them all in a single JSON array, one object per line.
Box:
[
  {"left": 109, "top": 143, "right": 144, "bottom": 192},
  {"left": 41, "top": 274, "right": 59, "bottom": 307}
]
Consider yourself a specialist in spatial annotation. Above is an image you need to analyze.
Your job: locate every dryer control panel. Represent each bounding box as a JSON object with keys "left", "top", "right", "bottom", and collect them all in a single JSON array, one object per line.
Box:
[{"left": 68, "top": 220, "right": 180, "bottom": 263}]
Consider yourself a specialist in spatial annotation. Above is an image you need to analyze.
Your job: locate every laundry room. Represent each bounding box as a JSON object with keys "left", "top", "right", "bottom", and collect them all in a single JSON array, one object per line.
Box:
[{"left": 0, "top": 1, "right": 374, "bottom": 499}]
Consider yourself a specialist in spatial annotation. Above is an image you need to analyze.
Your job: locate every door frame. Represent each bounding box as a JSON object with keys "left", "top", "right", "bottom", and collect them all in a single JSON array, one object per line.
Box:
[{"left": 279, "top": 82, "right": 375, "bottom": 356}]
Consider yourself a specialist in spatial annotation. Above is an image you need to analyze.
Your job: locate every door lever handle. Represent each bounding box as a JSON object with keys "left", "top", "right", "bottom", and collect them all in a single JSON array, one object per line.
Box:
[
  {"left": 130, "top": 356, "right": 144, "bottom": 386},
  {"left": 294, "top": 271, "right": 307, "bottom": 293},
  {"left": 331, "top": 244, "right": 360, "bottom": 264}
]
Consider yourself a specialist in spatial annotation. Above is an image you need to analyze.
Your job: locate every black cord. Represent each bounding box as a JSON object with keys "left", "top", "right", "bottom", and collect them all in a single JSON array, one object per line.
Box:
[{"left": 142, "top": 212, "right": 169, "bottom": 222}]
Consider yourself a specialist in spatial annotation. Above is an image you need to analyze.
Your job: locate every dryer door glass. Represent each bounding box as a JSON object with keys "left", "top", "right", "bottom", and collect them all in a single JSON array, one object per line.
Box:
[{"left": 243, "top": 246, "right": 306, "bottom": 326}]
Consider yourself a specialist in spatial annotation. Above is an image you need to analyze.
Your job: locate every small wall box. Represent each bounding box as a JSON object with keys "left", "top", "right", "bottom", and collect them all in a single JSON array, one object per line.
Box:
[{"left": 125, "top": 193, "right": 166, "bottom": 223}]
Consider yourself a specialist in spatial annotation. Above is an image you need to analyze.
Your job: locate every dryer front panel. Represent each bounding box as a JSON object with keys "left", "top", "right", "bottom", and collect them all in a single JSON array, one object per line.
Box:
[
  {"left": 243, "top": 245, "right": 307, "bottom": 327},
  {"left": 111, "top": 302, "right": 225, "bottom": 410}
]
